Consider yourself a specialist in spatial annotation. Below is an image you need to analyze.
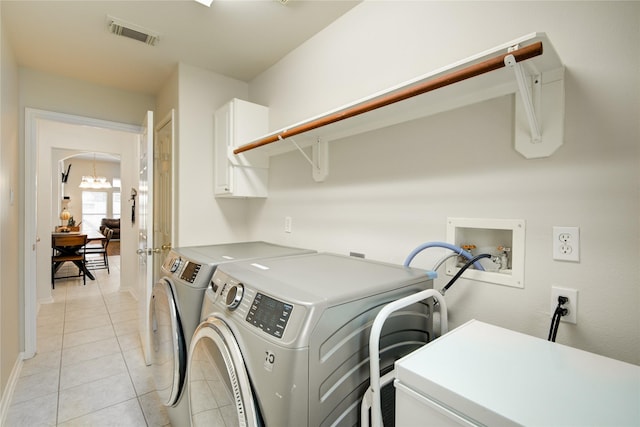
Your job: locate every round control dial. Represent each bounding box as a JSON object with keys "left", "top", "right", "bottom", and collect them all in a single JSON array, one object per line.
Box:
[
  {"left": 225, "top": 284, "right": 244, "bottom": 310},
  {"left": 170, "top": 258, "right": 181, "bottom": 273}
]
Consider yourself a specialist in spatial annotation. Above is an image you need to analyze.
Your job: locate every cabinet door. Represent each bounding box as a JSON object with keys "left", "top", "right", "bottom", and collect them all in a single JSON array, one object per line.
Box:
[
  {"left": 214, "top": 99, "right": 269, "bottom": 198},
  {"left": 214, "top": 102, "right": 232, "bottom": 195}
]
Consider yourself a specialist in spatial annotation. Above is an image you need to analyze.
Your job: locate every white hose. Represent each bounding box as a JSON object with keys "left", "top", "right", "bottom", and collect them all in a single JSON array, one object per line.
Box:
[{"left": 366, "top": 289, "right": 448, "bottom": 427}]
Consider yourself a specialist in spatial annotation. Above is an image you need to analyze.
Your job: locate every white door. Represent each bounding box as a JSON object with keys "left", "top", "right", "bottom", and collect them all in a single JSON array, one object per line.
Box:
[
  {"left": 153, "top": 110, "right": 174, "bottom": 283},
  {"left": 138, "top": 110, "right": 154, "bottom": 365}
]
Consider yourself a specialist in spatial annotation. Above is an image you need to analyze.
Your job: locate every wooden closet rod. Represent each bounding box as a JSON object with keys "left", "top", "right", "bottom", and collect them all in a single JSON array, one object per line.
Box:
[{"left": 234, "top": 41, "right": 543, "bottom": 155}]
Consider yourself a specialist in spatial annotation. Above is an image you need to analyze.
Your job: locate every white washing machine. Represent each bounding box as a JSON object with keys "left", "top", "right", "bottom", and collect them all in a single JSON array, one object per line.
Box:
[
  {"left": 150, "top": 242, "right": 315, "bottom": 427},
  {"left": 187, "top": 252, "right": 437, "bottom": 427}
]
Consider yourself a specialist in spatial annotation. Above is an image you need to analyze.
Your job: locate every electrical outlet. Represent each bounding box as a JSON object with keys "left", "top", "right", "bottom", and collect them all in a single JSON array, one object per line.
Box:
[
  {"left": 550, "top": 286, "right": 578, "bottom": 324},
  {"left": 284, "top": 216, "right": 292, "bottom": 233},
  {"left": 553, "top": 226, "right": 580, "bottom": 262}
]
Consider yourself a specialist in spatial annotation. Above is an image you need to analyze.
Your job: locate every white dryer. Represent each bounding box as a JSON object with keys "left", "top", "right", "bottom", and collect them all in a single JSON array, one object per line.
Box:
[
  {"left": 187, "top": 253, "right": 437, "bottom": 427},
  {"left": 150, "top": 242, "right": 314, "bottom": 427}
]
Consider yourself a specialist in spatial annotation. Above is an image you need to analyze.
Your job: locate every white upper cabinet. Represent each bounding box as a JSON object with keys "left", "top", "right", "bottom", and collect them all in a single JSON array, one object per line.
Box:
[{"left": 214, "top": 98, "right": 269, "bottom": 198}]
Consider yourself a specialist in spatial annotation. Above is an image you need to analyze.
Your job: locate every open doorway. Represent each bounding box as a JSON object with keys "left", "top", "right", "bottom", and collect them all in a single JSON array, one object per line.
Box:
[
  {"left": 57, "top": 151, "right": 121, "bottom": 233},
  {"left": 24, "top": 109, "right": 141, "bottom": 358}
]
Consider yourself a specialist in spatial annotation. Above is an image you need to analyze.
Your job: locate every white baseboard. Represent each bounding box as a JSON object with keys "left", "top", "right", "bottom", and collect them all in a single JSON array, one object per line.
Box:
[{"left": 0, "top": 352, "right": 24, "bottom": 426}]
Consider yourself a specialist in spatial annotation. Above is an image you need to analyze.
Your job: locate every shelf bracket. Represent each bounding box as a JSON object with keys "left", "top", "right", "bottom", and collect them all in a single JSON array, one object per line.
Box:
[
  {"left": 505, "top": 49, "right": 542, "bottom": 143},
  {"left": 283, "top": 136, "right": 329, "bottom": 182},
  {"left": 505, "top": 44, "right": 565, "bottom": 159}
]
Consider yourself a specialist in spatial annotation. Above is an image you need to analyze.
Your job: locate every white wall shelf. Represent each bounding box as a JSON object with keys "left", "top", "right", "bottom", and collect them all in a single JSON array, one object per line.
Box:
[{"left": 235, "top": 32, "right": 564, "bottom": 182}]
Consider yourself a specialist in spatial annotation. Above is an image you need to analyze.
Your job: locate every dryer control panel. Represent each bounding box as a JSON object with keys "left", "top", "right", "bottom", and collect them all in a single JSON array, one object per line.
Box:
[
  {"left": 180, "top": 261, "right": 201, "bottom": 283},
  {"left": 162, "top": 252, "right": 212, "bottom": 287}
]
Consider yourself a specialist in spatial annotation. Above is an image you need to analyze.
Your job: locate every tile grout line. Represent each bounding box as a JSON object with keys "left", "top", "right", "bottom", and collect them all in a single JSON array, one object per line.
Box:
[
  {"left": 100, "top": 266, "right": 152, "bottom": 426},
  {"left": 55, "top": 281, "right": 69, "bottom": 426},
  {"left": 30, "top": 258, "right": 150, "bottom": 426}
]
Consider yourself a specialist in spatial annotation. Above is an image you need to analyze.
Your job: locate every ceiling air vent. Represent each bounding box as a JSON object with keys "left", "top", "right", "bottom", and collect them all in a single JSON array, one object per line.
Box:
[{"left": 107, "top": 16, "right": 159, "bottom": 46}]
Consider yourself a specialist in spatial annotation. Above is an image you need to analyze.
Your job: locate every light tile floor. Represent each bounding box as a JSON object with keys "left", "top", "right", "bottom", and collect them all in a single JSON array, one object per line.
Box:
[{"left": 5, "top": 257, "right": 171, "bottom": 426}]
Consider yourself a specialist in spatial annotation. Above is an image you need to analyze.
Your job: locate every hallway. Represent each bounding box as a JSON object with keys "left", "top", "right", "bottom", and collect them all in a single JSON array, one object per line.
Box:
[{"left": 5, "top": 256, "right": 170, "bottom": 426}]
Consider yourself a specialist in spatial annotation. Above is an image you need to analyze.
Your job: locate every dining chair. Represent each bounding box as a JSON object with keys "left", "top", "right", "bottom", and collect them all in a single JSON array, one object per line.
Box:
[
  {"left": 51, "top": 234, "right": 88, "bottom": 287},
  {"left": 83, "top": 228, "right": 113, "bottom": 273}
]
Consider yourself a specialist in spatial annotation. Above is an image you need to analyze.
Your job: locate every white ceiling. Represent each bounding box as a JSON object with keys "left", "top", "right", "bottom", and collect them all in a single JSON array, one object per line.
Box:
[{"left": 2, "top": 0, "right": 360, "bottom": 95}]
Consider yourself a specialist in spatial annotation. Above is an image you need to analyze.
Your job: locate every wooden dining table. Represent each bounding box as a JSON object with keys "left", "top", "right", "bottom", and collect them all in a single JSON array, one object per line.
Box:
[{"left": 51, "top": 230, "right": 105, "bottom": 281}]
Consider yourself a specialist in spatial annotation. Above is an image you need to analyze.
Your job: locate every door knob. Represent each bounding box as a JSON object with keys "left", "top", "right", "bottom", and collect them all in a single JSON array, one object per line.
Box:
[
  {"left": 136, "top": 249, "right": 146, "bottom": 255},
  {"left": 161, "top": 244, "right": 171, "bottom": 250}
]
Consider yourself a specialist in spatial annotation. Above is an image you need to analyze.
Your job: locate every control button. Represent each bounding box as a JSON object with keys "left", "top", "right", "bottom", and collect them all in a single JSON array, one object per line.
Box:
[{"left": 225, "top": 284, "right": 244, "bottom": 310}]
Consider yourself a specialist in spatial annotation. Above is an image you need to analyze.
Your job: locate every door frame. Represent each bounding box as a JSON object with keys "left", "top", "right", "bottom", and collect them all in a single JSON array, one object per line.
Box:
[{"left": 24, "top": 108, "right": 141, "bottom": 358}]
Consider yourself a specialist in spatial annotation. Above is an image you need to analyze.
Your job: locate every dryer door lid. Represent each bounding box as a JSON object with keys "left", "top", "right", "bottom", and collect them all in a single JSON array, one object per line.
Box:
[
  {"left": 150, "top": 278, "right": 186, "bottom": 406},
  {"left": 188, "top": 318, "right": 260, "bottom": 427}
]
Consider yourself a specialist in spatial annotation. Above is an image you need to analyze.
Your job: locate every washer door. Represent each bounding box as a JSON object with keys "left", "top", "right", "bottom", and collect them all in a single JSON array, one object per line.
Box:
[
  {"left": 188, "top": 317, "right": 261, "bottom": 427},
  {"left": 150, "top": 278, "right": 186, "bottom": 406}
]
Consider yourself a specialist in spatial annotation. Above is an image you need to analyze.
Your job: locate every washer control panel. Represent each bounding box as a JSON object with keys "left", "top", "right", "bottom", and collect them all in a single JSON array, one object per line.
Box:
[
  {"left": 211, "top": 270, "right": 298, "bottom": 341},
  {"left": 246, "top": 293, "right": 293, "bottom": 339}
]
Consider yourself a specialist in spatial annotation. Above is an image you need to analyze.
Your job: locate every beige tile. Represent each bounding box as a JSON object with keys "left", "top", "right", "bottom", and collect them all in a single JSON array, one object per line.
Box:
[
  {"left": 60, "top": 352, "right": 127, "bottom": 390},
  {"left": 104, "top": 295, "right": 138, "bottom": 315},
  {"left": 63, "top": 324, "right": 115, "bottom": 349},
  {"left": 51, "top": 286, "right": 68, "bottom": 302},
  {"left": 36, "top": 332, "right": 63, "bottom": 354},
  {"left": 109, "top": 308, "right": 138, "bottom": 324},
  {"left": 99, "top": 281, "right": 122, "bottom": 295},
  {"left": 20, "top": 350, "right": 61, "bottom": 378},
  {"left": 64, "top": 312, "right": 111, "bottom": 334},
  {"left": 123, "top": 348, "right": 155, "bottom": 396},
  {"left": 58, "top": 397, "right": 146, "bottom": 427},
  {"left": 4, "top": 391, "right": 57, "bottom": 427},
  {"left": 64, "top": 305, "right": 109, "bottom": 323},
  {"left": 65, "top": 287, "right": 103, "bottom": 302},
  {"left": 37, "top": 320, "right": 64, "bottom": 338},
  {"left": 57, "top": 372, "right": 136, "bottom": 423},
  {"left": 65, "top": 294, "right": 105, "bottom": 309},
  {"left": 61, "top": 336, "right": 121, "bottom": 366},
  {"left": 192, "top": 408, "right": 226, "bottom": 427},
  {"left": 11, "top": 369, "right": 59, "bottom": 405},
  {"left": 37, "top": 301, "right": 65, "bottom": 319},
  {"left": 117, "top": 331, "right": 142, "bottom": 352},
  {"left": 139, "top": 391, "right": 171, "bottom": 426},
  {"left": 112, "top": 319, "right": 138, "bottom": 337}
]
